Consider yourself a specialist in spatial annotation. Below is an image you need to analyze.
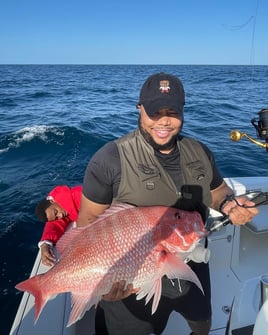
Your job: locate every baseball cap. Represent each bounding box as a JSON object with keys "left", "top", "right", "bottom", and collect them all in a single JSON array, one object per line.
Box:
[{"left": 138, "top": 72, "right": 185, "bottom": 117}]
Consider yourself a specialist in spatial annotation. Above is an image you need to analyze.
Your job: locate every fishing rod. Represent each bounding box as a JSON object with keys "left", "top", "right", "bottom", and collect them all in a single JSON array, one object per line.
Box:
[
  {"left": 210, "top": 106, "right": 268, "bottom": 232},
  {"left": 208, "top": 190, "right": 268, "bottom": 233}
]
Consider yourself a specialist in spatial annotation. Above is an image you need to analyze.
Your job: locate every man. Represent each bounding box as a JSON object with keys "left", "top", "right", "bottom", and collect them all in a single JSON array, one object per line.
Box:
[
  {"left": 35, "top": 185, "right": 82, "bottom": 266},
  {"left": 76, "top": 72, "right": 258, "bottom": 335},
  {"left": 35, "top": 184, "right": 109, "bottom": 335}
]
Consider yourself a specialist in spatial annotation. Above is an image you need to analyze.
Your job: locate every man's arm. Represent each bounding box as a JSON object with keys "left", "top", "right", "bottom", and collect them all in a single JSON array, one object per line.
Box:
[
  {"left": 211, "top": 180, "right": 258, "bottom": 225},
  {"left": 39, "top": 219, "right": 72, "bottom": 266},
  {"left": 210, "top": 180, "right": 234, "bottom": 211},
  {"left": 76, "top": 194, "right": 110, "bottom": 227},
  {"left": 40, "top": 219, "right": 71, "bottom": 243}
]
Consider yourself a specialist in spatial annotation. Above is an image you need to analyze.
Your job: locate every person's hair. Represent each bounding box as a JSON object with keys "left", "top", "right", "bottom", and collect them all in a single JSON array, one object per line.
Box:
[{"left": 35, "top": 199, "right": 51, "bottom": 222}]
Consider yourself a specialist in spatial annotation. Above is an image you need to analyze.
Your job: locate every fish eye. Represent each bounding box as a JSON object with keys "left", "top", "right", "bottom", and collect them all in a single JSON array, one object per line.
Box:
[{"left": 175, "top": 212, "right": 181, "bottom": 220}]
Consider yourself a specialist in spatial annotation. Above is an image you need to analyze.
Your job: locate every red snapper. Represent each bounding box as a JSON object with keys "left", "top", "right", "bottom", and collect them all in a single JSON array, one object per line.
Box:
[{"left": 16, "top": 204, "right": 206, "bottom": 327}]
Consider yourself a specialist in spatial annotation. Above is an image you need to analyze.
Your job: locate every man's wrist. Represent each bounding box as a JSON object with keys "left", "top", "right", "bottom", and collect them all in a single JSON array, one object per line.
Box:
[
  {"left": 218, "top": 194, "right": 235, "bottom": 215},
  {"left": 38, "top": 240, "right": 53, "bottom": 249}
]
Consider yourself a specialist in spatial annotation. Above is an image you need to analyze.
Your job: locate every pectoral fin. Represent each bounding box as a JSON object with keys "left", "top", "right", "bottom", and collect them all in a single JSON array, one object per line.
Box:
[
  {"left": 136, "top": 252, "right": 204, "bottom": 315},
  {"left": 163, "top": 253, "right": 204, "bottom": 294}
]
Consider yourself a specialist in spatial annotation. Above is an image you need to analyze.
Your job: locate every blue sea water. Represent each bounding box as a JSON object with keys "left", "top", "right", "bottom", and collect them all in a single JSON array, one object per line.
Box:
[{"left": 1, "top": 64, "right": 268, "bottom": 334}]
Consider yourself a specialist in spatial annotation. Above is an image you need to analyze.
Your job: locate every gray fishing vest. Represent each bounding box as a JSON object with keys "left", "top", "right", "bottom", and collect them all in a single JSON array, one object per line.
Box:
[{"left": 114, "top": 130, "right": 212, "bottom": 209}]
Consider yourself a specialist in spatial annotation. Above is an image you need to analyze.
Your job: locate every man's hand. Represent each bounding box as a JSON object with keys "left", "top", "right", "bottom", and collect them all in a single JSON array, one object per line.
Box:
[
  {"left": 102, "top": 280, "right": 140, "bottom": 301},
  {"left": 222, "top": 197, "right": 259, "bottom": 225},
  {"left": 40, "top": 244, "right": 56, "bottom": 267}
]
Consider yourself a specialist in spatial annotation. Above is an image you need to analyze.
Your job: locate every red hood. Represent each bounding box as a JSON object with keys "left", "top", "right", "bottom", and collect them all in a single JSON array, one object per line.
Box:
[{"left": 48, "top": 185, "right": 82, "bottom": 221}]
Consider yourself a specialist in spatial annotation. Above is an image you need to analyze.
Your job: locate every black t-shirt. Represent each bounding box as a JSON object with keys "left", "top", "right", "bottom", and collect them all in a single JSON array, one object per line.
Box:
[{"left": 82, "top": 140, "right": 223, "bottom": 205}]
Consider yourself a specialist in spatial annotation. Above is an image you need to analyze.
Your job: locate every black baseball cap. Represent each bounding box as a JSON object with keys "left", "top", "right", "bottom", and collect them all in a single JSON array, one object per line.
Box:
[{"left": 138, "top": 72, "right": 185, "bottom": 117}]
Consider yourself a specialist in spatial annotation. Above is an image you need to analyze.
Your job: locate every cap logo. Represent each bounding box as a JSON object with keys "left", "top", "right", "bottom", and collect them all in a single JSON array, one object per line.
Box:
[{"left": 159, "top": 80, "right": 170, "bottom": 93}]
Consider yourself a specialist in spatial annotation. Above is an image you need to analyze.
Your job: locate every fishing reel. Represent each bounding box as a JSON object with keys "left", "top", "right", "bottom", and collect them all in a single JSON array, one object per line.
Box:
[
  {"left": 252, "top": 108, "right": 268, "bottom": 140},
  {"left": 230, "top": 108, "right": 268, "bottom": 152}
]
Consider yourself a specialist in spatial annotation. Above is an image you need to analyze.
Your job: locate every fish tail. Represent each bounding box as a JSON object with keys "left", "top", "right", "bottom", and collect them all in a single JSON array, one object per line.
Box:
[{"left": 15, "top": 275, "right": 48, "bottom": 322}]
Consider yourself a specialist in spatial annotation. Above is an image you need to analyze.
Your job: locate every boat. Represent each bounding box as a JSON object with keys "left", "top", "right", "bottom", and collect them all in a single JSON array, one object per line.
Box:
[{"left": 9, "top": 111, "right": 268, "bottom": 335}]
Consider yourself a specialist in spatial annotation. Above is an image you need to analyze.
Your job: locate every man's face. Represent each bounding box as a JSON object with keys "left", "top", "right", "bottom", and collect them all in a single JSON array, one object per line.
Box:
[
  {"left": 138, "top": 105, "right": 183, "bottom": 153},
  {"left": 45, "top": 201, "right": 68, "bottom": 221}
]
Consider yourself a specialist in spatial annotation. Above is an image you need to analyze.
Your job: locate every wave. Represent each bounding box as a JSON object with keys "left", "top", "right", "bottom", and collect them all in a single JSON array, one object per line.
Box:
[
  {"left": 0, "top": 125, "right": 65, "bottom": 154},
  {"left": 0, "top": 124, "right": 111, "bottom": 155},
  {"left": 0, "top": 124, "right": 109, "bottom": 204}
]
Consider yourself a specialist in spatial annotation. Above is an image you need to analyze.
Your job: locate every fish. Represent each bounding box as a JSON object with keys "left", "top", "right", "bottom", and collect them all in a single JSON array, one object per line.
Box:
[{"left": 15, "top": 203, "right": 207, "bottom": 327}]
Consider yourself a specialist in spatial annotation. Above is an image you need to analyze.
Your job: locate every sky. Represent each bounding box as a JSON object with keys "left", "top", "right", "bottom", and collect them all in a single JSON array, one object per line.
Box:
[{"left": 0, "top": 0, "right": 267, "bottom": 65}]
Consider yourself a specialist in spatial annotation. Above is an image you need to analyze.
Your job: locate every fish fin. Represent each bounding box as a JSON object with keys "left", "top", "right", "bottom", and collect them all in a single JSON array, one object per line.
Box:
[
  {"left": 136, "top": 271, "right": 163, "bottom": 314},
  {"left": 163, "top": 253, "right": 204, "bottom": 294},
  {"left": 136, "top": 253, "right": 204, "bottom": 315},
  {"left": 147, "top": 278, "right": 162, "bottom": 314},
  {"left": 136, "top": 277, "right": 160, "bottom": 301},
  {"left": 15, "top": 275, "right": 48, "bottom": 322},
  {"left": 67, "top": 292, "right": 100, "bottom": 327}
]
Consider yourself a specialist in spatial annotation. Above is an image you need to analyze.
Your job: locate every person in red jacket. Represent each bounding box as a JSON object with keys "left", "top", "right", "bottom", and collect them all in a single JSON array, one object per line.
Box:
[
  {"left": 35, "top": 185, "right": 82, "bottom": 266},
  {"left": 35, "top": 184, "right": 109, "bottom": 334}
]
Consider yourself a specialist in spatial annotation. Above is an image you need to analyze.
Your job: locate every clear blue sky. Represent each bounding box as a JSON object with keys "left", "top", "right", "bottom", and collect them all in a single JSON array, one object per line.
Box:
[{"left": 0, "top": 0, "right": 267, "bottom": 65}]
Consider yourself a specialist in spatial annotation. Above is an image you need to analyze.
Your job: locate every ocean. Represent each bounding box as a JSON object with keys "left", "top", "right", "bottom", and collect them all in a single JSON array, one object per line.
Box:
[{"left": 1, "top": 64, "right": 268, "bottom": 334}]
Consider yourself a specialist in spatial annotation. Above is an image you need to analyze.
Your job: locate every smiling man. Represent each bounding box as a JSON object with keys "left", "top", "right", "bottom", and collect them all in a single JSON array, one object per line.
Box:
[{"left": 76, "top": 72, "right": 258, "bottom": 335}]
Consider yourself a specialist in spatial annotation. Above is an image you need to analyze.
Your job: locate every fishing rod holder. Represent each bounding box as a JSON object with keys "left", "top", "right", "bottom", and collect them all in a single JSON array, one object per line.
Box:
[{"left": 230, "top": 108, "right": 268, "bottom": 152}]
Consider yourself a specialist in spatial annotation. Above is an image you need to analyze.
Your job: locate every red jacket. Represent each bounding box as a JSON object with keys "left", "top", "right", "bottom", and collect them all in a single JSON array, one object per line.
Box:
[{"left": 39, "top": 185, "right": 82, "bottom": 245}]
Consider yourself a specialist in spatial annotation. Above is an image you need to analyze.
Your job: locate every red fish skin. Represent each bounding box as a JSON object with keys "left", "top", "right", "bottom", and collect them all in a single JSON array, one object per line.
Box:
[{"left": 15, "top": 204, "right": 206, "bottom": 326}]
